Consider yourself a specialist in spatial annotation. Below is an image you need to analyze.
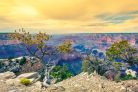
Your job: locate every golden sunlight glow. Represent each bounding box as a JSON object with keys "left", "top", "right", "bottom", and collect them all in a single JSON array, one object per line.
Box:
[
  {"left": 0, "top": 0, "right": 138, "bottom": 34},
  {"left": 11, "top": 6, "right": 38, "bottom": 17}
]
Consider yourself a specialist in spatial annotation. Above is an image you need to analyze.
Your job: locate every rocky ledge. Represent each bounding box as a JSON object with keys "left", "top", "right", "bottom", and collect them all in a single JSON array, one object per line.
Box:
[{"left": 0, "top": 71, "right": 138, "bottom": 92}]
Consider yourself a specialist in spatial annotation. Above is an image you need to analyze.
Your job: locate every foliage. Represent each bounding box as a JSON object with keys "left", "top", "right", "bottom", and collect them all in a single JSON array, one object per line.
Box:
[
  {"left": 114, "top": 72, "right": 121, "bottom": 82},
  {"left": 9, "top": 28, "right": 50, "bottom": 62},
  {"left": 50, "top": 65, "right": 73, "bottom": 82},
  {"left": 121, "top": 74, "right": 136, "bottom": 81},
  {"left": 19, "top": 57, "right": 27, "bottom": 65},
  {"left": 120, "top": 69, "right": 137, "bottom": 81},
  {"left": 9, "top": 29, "right": 73, "bottom": 85},
  {"left": 112, "top": 62, "right": 123, "bottom": 71},
  {"left": 9, "top": 28, "right": 72, "bottom": 63},
  {"left": 125, "top": 69, "right": 137, "bottom": 78},
  {"left": 135, "top": 58, "right": 138, "bottom": 64},
  {"left": 20, "top": 78, "right": 31, "bottom": 86},
  {"left": 106, "top": 40, "right": 137, "bottom": 65},
  {"left": 0, "top": 61, "right": 2, "bottom": 68},
  {"left": 82, "top": 55, "right": 108, "bottom": 75},
  {"left": 82, "top": 59, "right": 90, "bottom": 72},
  {"left": 82, "top": 40, "right": 138, "bottom": 81},
  {"left": 57, "top": 40, "right": 72, "bottom": 53}
]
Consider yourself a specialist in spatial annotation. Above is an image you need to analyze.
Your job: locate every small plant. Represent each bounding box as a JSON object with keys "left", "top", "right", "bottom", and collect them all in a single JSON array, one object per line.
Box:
[
  {"left": 20, "top": 78, "right": 31, "bottom": 86},
  {"left": 114, "top": 72, "right": 121, "bottom": 82},
  {"left": 121, "top": 69, "right": 137, "bottom": 80},
  {"left": 50, "top": 65, "right": 73, "bottom": 82},
  {"left": 0, "top": 61, "right": 2, "bottom": 68},
  {"left": 19, "top": 57, "right": 27, "bottom": 65},
  {"left": 82, "top": 59, "right": 90, "bottom": 72},
  {"left": 121, "top": 74, "right": 134, "bottom": 80},
  {"left": 125, "top": 69, "right": 137, "bottom": 78}
]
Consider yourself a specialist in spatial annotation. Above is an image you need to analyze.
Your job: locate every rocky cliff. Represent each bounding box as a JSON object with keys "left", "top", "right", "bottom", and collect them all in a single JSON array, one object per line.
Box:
[{"left": 0, "top": 72, "right": 138, "bottom": 92}]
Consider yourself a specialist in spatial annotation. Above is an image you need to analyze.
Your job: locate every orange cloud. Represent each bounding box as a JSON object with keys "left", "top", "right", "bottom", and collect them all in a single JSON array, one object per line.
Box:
[{"left": 0, "top": 0, "right": 138, "bottom": 34}]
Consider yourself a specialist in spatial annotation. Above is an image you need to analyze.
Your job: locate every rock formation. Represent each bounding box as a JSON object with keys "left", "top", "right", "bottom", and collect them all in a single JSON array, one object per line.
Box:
[{"left": 0, "top": 72, "right": 138, "bottom": 92}]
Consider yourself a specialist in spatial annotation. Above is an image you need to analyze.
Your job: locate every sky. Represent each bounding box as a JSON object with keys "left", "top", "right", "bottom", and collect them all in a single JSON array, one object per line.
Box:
[{"left": 0, "top": 0, "right": 138, "bottom": 34}]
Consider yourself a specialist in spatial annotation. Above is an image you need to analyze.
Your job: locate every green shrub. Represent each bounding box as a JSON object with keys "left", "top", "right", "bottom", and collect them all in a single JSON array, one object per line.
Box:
[
  {"left": 82, "top": 57, "right": 107, "bottom": 75},
  {"left": 82, "top": 59, "right": 89, "bottom": 72},
  {"left": 0, "top": 61, "right": 2, "bottom": 68},
  {"left": 114, "top": 73, "right": 121, "bottom": 82},
  {"left": 20, "top": 78, "right": 31, "bottom": 85},
  {"left": 50, "top": 65, "right": 73, "bottom": 82},
  {"left": 19, "top": 57, "right": 27, "bottom": 65},
  {"left": 121, "top": 74, "right": 136, "bottom": 81}
]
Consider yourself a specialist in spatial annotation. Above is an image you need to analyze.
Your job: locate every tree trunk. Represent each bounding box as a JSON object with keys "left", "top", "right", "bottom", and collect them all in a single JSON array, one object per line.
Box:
[
  {"left": 42, "top": 64, "right": 55, "bottom": 87},
  {"left": 42, "top": 65, "right": 50, "bottom": 87}
]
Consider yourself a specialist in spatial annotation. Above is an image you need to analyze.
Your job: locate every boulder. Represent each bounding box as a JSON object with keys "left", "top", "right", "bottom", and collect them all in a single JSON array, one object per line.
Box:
[
  {"left": 8, "top": 63, "right": 21, "bottom": 73},
  {"left": 51, "top": 79, "right": 57, "bottom": 84},
  {"left": 104, "top": 70, "right": 118, "bottom": 80},
  {"left": 6, "top": 79, "right": 20, "bottom": 86},
  {"left": 33, "top": 81, "right": 42, "bottom": 89},
  {"left": 57, "top": 86, "right": 65, "bottom": 91},
  {"left": 16, "top": 72, "right": 40, "bottom": 83},
  {"left": 120, "top": 86, "right": 126, "bottom": 92},
  {"left": 8, "top": 89, "right": 20, "bottom": 92},
  {"left": 0, "top": 71, "right": 16, "bottom": 80},
  {"left": 17, "top": 72, "right": 39, "bottom": 79},
  {"left": 49, "top": 85, "right": 58, "bottom": 90}
]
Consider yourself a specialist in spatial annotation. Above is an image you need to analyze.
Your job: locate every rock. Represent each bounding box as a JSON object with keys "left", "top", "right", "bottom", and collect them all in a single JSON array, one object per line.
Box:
[
  {"left": 6, "top": 79, "right": 22, "bottom": 87},
  {"left": 120, "top": 86, "right": 126, "bottom": 92},
  {"left": 132, "top": 86, "right": 138, "bottom": 92},
  {"left": 49, "top": 85, "right": 58, "bottom": 90},
  {"left": 0, "top": 71, "right": 16, "bottom": 80},
  {"left": 0, "top": 72, "right": 138, "bottom": 92},
  {"left": 33, "top": 81, "right": 42, "bottom": 89},
  {"left": 127, "top": 88, "right": 133, "bottom": 92},
  {"left": 17, "top": 72, "right": 40, "bottom": 83},
  {"left": 101, "top": 83, "right": 107, "bottom": 89},
  {"left": 51, "top": 79, "right": 57, "bottom": 84},
  {"left": 42, "top": 78, "right": 51, "bottom": 87},
  {"left": 8, "top": 62, "right": 21, "bottom": 72},
  {"left": 8, "top": 89, "right": 20, "bottom": 92},
  {"left": 57, "top": 86, "right": 65, "bottom": 91},
  {"left": 104, "top": 70, "right": 117, "bottom": 80},
  {"left": 124, "top": 82, "right": 132, "bottom": 88},
  {"left": 6, "top": 77, "right": 39, "bottom": 87},
  {"left": 17, "top": 72, "right": 39, "bottom": 79},
  {"left": 57, "top": 73, "right": 138, "bottom": 92}
]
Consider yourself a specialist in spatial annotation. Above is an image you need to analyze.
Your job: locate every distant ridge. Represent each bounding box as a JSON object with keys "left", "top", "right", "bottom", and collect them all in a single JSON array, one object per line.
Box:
[{"left": 0, "top": 33, "right": 138, "bottom": 59}]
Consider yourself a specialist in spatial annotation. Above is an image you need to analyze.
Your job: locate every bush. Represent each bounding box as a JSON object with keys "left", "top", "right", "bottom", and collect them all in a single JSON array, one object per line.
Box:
[
  {"left": 121, "top": 75, "right": 134, "bottom": 81},
  {"left": 106, "top": 40, "right": 137, "bottom": 65},
  {"left": 19, "top": 57, "right": 27, "bottom": 65},
  {"left": 50, "top": 65, "right": 73, "bottom": 82},
  {"left": 114, "top": 72, "right": 121, "bottom": 82},
  {"left": 20, "top": 78, "right": 31, "bottom": 86},
  {"left": 0, "top": 61, "right": 2, "bottom": 68},
  {"left": 82, "top": 56, "right": 115, "bottom": 76},
  {"left": 82, "top": 59, "right": 90, "bottom": 72}
]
